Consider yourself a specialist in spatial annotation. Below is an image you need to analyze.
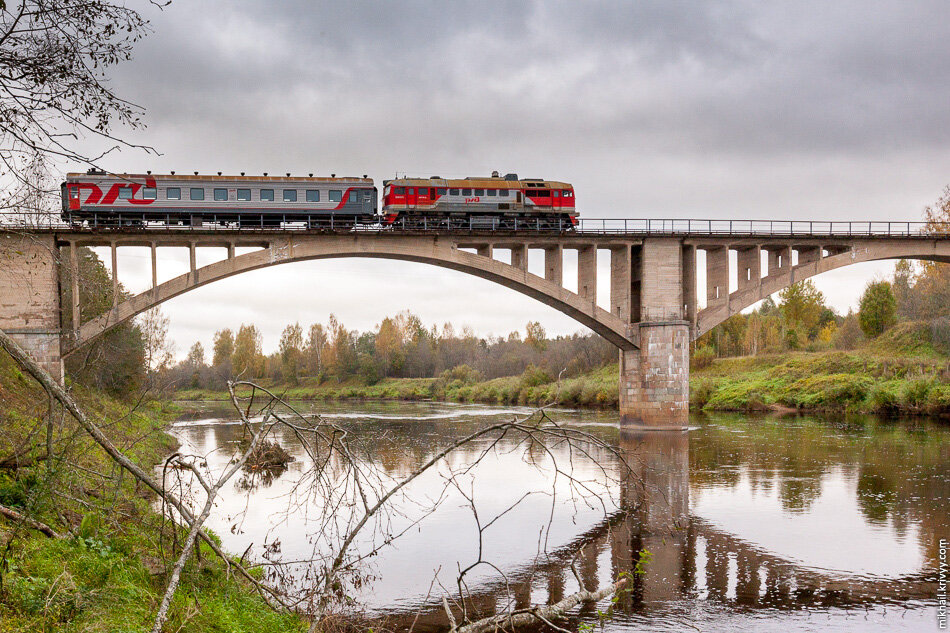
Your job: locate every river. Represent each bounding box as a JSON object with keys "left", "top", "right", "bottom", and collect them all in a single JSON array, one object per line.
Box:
[{"left": 167, "top": 400, "right": 948, "bottom": 632}]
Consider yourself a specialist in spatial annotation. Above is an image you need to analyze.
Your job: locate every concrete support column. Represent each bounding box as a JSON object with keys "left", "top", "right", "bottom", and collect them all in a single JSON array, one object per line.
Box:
[
  {"left": 476, "top": 244, "right": 493, "bottom": 259},
  {"left": 509, "top": 243, "right": 526, "bottom": 271},
  {"left": 682, "top": 245, "right": 697, "bottom": 325},
  {"left": 227, "top": 243, "right": 235, "bottom": 260},
  {"left": 577, "top": 245, "right": 596, "bottom": 306},
  {"left": 736, "top": 246, "right": 761, "bottom": 291},
  {"left": 796, "top": 245, "right": 820, "bottom": 266},
  {"left": 70, "top": 242, "right": 80, "bottom": 333},
  {"left": 110, "top": 242, "right": 118, "bottom": 308},
  {"left": 705, "top": 246, "right": 729, "bottom": 309},
  {"left": 610, "top": 245, "right": 631, "bottom": 321},
  {"left": 766, "top": 245, "right": 791, "bottom": 277},
  {"left": 150, "top": 242, "right": 157, "bottom": 289},
  {"left": 544, "top": 245, "right": 562, "bottom": 286},
  {"left": 189, "top": 242, "right": 197, "bottom": 274}
]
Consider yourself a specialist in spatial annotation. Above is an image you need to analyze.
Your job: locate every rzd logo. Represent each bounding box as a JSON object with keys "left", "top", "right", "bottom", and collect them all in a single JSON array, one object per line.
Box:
[{"left": 465, "top": 197, "right": 481, "bottom": 203}]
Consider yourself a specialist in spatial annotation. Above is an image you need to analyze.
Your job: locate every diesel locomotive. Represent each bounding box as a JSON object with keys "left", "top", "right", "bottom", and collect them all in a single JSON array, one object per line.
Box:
[{"left": 61, "top": 169, "right": 577, "bottom": 230}]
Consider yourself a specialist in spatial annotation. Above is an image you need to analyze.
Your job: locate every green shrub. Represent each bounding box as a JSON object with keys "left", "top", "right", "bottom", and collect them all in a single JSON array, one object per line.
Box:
[
  {"left": 519, "top": 365, "right": 553, "bottom": 388},
  {"left": 690, "top": 380, "right": 715, "bottom": 409},
  {"left": 902, "top": 378, "right": 935, "bottom": 409},
  {"left": 870, "top": 382, "right": 901, "bottom": 413},
  {"left": 691, "top": 346, "right": 716, "bottom": 370}
]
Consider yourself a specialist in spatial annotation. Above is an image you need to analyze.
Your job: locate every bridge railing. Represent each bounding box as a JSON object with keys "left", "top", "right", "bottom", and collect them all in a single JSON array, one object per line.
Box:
[{"left": 0, "top": 212, "right": 945, "bottom": 237}]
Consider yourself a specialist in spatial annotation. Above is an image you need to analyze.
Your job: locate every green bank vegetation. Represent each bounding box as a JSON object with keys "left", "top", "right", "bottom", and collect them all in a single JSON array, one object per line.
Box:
[{"left": 0, "top": 352, "right": 306, "bottom": 631}]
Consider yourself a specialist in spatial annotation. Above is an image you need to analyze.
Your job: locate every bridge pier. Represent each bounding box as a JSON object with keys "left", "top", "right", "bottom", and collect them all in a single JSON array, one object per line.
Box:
[
  {"left": 0, "top": 234, "right": 63, "bottom": 382},
  {"left": 619, "top": 238, "right": 691, "bottom": 429}
]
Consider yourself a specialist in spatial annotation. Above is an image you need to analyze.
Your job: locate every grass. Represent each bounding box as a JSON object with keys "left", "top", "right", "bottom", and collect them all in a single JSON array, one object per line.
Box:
[
  {"left": 0, "top": 352, "right": 307, "bottom": 632},
  {"left": 691, "top": 324, "right": 950, "bottom": 415}
]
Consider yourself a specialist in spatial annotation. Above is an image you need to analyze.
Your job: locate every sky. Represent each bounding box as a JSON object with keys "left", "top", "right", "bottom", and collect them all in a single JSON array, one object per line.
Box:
[{"left": 69, "top": 1, "right": 950, "bottom": 357}]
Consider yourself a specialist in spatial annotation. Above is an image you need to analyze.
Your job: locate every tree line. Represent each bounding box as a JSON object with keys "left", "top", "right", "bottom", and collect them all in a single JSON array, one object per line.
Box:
[{"left": 167, "top": 312, "right": 616, "bottom": 390}]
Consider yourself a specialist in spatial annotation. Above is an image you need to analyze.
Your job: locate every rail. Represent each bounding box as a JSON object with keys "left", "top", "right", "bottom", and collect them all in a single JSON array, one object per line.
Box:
[{"left": 1, "top": 212, "right": 947, "bottom": 238}]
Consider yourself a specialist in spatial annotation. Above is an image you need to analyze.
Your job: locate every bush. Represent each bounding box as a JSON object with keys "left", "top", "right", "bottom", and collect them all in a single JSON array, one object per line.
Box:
[
  {"left": 691, "top": 346, "right": 716, "bottom": 369},
  {"left": 901, "top": 378, "right": 934, "bottom": 409},
  {"left": 931, "top": 317, "right": 950, "bottom": 354},
  {"left": 519, "top": 365, "right": 553, "bottom": 389},
  {"left": 870, "top": 382, "right": 900, "bottom": 413},
  {"left": 690, "top": 380, "right": 715, "bottom": 409}
]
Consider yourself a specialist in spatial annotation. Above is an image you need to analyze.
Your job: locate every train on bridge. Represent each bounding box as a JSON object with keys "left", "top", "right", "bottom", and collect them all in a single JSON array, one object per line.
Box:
[{"left": 61, "top": 170, "right": 578, "bottom": 230}]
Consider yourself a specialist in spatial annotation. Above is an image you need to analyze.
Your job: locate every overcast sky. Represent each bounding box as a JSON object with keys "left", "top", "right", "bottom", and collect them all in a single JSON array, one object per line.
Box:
[{"left": 75, "top": 1, "right": 950, "bottom": 357}]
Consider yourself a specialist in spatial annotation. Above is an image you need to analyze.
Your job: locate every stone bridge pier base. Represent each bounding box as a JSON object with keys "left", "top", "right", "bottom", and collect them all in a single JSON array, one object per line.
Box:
[
  {"left": 0, "top": 233, "right": 63, "bottom": 382},
  {"left": 619, "top": 323, "right": 690, "bottom": 429}
]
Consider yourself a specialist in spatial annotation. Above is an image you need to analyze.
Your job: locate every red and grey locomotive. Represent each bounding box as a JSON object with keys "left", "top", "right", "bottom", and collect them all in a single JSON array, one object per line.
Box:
[{"left": 381, "top": 172, "right": 576, "bottom": 229}]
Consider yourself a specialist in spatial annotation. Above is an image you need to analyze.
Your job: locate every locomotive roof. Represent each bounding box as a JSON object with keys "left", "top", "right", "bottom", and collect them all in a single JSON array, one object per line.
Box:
[
  {"left": 386, "top": 177, "right": 572, "bottom": 188},
  {"left": 65, "top": 172, "right": 373, "bottom": 184}
]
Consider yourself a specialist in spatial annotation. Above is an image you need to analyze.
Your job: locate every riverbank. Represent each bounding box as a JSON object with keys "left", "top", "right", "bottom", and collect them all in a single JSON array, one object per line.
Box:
[
  {"left": 0, "top": 354, "right": 306, "bottom": 631},
  {"left": 177, "top": 324, "right": 950, "bottom": 417}
]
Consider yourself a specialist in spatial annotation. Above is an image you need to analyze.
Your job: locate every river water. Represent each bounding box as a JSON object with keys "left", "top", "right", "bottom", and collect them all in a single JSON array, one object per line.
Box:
[{"left": 168, "top": 400, "right": 948, "bottom": 632}]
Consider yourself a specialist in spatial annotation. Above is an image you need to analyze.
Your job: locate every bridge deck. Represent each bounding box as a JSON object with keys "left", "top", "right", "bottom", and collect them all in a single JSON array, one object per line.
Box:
[{"left": 4, "top": 214, "right": 946, "bottom": 240}]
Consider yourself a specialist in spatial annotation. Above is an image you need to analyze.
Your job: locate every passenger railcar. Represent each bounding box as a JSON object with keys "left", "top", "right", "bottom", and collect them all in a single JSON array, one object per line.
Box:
[
  {"left": 381, "top": 172, "right": 577, "bottom": 230},
  {"left": 61, "top": 170, "right": 377, "bottom": 227}
]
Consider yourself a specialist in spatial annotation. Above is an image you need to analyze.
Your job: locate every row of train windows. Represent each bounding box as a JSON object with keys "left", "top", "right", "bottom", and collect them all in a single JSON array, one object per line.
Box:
[
  {"left": 123, "top": 187, "right": 360, "bottom": 203},
  {"left": 393, "top": 187, "right": 573, "bottom": 198}
]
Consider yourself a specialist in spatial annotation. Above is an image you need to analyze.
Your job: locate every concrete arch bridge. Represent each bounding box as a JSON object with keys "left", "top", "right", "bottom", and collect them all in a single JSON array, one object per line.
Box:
[{"left": 1, "top": 222, "right": 948, "bottom": 428}]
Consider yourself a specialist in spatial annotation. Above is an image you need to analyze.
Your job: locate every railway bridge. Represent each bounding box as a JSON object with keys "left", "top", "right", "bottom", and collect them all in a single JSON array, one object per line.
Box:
[{"left": 1, "top": 217, "right": 948, "bottom": 429}]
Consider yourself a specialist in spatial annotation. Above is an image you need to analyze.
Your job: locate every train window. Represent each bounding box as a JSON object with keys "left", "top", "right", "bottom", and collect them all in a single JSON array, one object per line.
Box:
[
  {"left": 474, "top": 189, "right": 484, "bottom": 196},
  {"left": 553, "top": 190, "right": 560, "bottom": 197},
  {"left": 143, "top": 187, "right": 157, "bottom": 200},
  {"left": 364, "top": 191, "right": 373, "bottom": 201},
  {"left": 260, "top": 189, "right": 274, "bottom": 201},
  {"left": 166, "top": 187, "right": 181, "bottom": 200},
  {"left": 237, "top": 189, "right": 251, "bottom": 201},
  {"left": 306, "top": 189, "right": 320, "bottom": 202},
  {"left": 450, "top": 188, "right": 459, "bottom": 195},
  {"left": 437, "top": 188, "right": 446, "bottom": 195},
  {"left": 283, "top": 189, "right": 297, "bottom": 202},
  {"left": 118, "top": 187, "right": 132, "bottom": 199},
  {"left": 462, "top": 188, "right": 472, "bottom": 196},
  {"left": 563, "top": 190, "right": 573, "bottom": 197},
  {"left": 499, "top": 189, "right": 509, "bottom": 197},
  {"left": 417, "top": 188, "right": 427, "bottom": 197},
  {"left": 329, "top": 190, "right": 342, "bottom": 202},
  {"left": 487, "top": 189, "right": 496, "bottom": 196},
  {"left": 394, "top": 187, "right": 404, "bottom": 195},
  {"left": 190, "top": 188, "right": 205, "bottom": 201},
  {"left": 214, "top": 188, "right": 228, "bottom": 201}
]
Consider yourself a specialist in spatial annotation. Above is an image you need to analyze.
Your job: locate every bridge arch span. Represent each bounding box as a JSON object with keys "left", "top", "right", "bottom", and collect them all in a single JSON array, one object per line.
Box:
[
  {"left": 694, "top": 238, "right": 950, "bottom": 336},
  {"left": 64, "top": 234, "right": 634, "bottom": 356}
]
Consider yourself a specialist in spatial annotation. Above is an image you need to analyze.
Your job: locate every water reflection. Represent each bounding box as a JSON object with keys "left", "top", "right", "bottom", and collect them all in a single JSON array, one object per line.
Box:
[{"left": 167, "top": 402, "right": 945, "bottom": 631}]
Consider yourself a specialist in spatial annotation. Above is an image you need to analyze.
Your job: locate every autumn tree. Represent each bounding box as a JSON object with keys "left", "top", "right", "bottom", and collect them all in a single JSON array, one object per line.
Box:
[
  {"left": 186, "top": 342, "right": 205, "bottom": 368},
  {"left": 278, "top": 323, "right": 304, "bottom": 384},
  {"left": 232, "top": 324, "right": 264, "bottom": 378},
  {"left": 375, "top": 316, "right": 404, "bottom": 376},
  {"left": 858, "top": 281, "right": 897, "bottom": 338},
  {"left": 212, "top": 329, "right": 234, "bottom": 375},
  {"left": 525, "top": 321, "right": 547, "bottom": 353},
  {"left": 306, "top": 323, "right": 327, "bottom": 378},
  {"left": 779, "top": 280, "right": 826, "bottom": 342}
]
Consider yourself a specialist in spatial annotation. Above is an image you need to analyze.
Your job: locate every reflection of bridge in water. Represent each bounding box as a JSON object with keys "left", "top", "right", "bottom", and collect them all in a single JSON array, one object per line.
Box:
[{"left": 370, "top": 431, "right": 934, "bottom": 632}]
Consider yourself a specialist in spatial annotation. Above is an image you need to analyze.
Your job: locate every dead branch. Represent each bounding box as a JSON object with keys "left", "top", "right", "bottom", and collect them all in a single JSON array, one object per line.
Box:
[
  {"left": 0, "top": 503, "right": 62, "bottom": 538},
  {"left": 451, "top": 577, "right": 628, "bottom": 633}
]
